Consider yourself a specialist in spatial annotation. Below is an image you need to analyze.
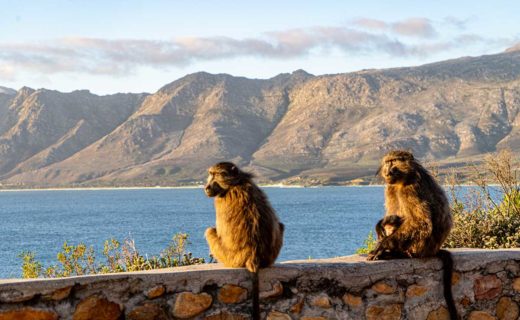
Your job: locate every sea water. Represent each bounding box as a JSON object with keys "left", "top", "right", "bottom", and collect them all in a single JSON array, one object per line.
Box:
[{"left": 0, "top": 186, "right": 386, "bottom": 278}]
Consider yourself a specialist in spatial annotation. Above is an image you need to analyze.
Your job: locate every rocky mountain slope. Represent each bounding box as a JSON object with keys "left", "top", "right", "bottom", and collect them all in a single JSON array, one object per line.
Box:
[{"left": 1, "top": 47, "right": 520, "bottom": 187}]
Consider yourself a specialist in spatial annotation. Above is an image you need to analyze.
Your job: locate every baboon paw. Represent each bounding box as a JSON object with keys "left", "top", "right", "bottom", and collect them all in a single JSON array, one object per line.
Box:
[
  {"left": 204, "top": 227, "right": 217, "bottom": 238},
  {"left": 367, "top": 250, "right": 382, "bottom": 261}
]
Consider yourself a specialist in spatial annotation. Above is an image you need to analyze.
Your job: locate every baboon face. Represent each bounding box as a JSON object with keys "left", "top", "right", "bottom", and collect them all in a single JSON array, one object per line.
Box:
[
  {"left": 384, "top": 224, "right": 396, "bottom": 236},
  {"left": 204, "top": 162, "right": 240, "bottom": 197},
  {"left": 379, "top": 150, "right": 415, "bottom": 184},
  {"left": 383, "top": 216, "right": 403, "bottom": 236}
]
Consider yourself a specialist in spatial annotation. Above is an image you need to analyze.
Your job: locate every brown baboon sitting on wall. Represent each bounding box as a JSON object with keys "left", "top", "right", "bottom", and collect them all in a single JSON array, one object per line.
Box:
[
  {"left": 204, "top": 162, "right": 284, "bottom": 319},
  {"left": 368, "top": 150, "right": 458, "bottom": 320}
]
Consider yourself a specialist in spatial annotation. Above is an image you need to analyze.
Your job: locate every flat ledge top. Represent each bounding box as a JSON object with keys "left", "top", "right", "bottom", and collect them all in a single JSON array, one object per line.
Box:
[{"left": 1, "top": 248, "right": 519, "bottom": 286}]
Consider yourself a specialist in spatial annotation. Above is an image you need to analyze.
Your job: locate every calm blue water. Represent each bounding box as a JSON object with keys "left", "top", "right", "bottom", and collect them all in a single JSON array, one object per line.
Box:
[{"left": 0, "top": 187, "right": 385, "bottom": 278}]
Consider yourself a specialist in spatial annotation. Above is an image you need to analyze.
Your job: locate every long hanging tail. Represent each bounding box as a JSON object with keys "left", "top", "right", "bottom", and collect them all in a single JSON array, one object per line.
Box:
[
  {"left": 437, "top": 249, "right": 458, "bottom": 320},
  {"left": 251, "top": 271, "right": 260, "bottom": 320}
]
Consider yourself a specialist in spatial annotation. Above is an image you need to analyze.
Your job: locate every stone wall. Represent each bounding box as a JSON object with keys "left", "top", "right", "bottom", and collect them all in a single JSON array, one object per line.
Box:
[{"left": 0, "top": 249, "right": 519, "bottom": 320}]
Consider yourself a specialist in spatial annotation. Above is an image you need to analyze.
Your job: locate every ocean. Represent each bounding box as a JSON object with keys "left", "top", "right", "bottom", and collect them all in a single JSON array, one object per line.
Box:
[{"left": 0, "top": 186, "right": 386, "bottom": 278}]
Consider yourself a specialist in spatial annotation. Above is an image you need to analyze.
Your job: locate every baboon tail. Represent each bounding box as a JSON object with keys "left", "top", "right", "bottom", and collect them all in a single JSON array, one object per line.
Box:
[
  {"left": 437, "top": 249, "right": 458, "bottom": 320},
  {"left": 251, "top": 271, "right": 260, "bottom": 320}
]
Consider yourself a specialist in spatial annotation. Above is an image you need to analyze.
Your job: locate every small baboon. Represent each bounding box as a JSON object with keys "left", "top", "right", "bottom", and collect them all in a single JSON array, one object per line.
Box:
[
  {"left": 368, "top": 150, "right": 458, "bottom": 320},
  {"left": 374, "top": 215, "right": 411, "bottom": 259},
  {"left": 376, "top": 214, "right": 403, "bottom": 238},
  {"left": 204, "top": 162, "right": 284, "bottom": 320}
]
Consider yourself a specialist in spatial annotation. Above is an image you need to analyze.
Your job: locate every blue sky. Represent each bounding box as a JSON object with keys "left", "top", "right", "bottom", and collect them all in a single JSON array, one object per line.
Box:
[{"left": 1, "top": 0, "right": 519, "bottom": 94}]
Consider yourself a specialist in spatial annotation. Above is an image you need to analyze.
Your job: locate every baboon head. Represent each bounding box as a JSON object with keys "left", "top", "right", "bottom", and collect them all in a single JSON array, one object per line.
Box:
[
  {"left": 383, "top": 215, "right": 403, "bottom": 237},
  {"left": 204, "top": 162, "right": 253, "bottom": 197},
  {"left": 378, "top": 150, "right": 416, "bottom": 184}
]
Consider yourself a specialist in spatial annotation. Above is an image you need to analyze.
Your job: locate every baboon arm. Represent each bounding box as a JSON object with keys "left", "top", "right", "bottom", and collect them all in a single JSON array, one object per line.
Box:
[
  {"left": 205, "top": 227, "right": 232, "bottom": 263},
  {"left": 384, "top": 186, "right": 399, "bottom": 215},
  {"left": 375, "top": 219, "right": 385, "bottom": 240},
  {"left": 367, "top": 225, "right": 414, "bottom": 261},
  {"left": 369, "top": 217, "right": 433, "bottom": 260}
]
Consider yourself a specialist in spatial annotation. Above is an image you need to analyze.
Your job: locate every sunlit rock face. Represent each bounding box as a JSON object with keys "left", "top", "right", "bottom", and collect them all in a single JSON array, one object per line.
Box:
[{"left": 2, "top": 49, "right": 520, "bottom": 187}]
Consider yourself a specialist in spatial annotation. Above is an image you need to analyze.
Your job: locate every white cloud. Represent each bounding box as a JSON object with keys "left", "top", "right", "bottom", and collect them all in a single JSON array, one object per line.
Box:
[
  {"left": 353, "top": 17, "right": 437, "bottom": 38},
  {"left": 0, "top": 18, "right": 515, "bottom": 79},
  {"left": 391, "top": 18, "right": 437, "bottom": 38}
]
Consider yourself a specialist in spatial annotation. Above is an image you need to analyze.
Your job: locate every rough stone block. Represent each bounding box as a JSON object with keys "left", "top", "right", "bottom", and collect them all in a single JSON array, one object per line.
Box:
[
  {"left": 0, "top": 308, "right": 58, "bottom": 320},
  {"left": 496, "top": 296, "right": 519, "bottom": 320},
  {"left": 42, "top": 286, "right": 72, "bottom": 301},
  {"left": 468, "top": 311, "right": 497, "bottom": 320},
  {"left": 372, "top": 280, "right": 397, "bottom": 294},
  {"left": 266, "top": 311, "right": 291, "bottom": 320},
  {"left": 343, "top": 293, "right": 363, "bottom": 308},
  {"left": 310, "top": 293, "right": 332, "bottom": 308},
  {"left": 172, "top": 292, "right": 212, "bottom": 319},
  {"left": 426, "top": 306, "right": 450, "bottom": 320},
  {"left": 260, "top": 280, "right": 284, "bottom": 300},
  {"left": 218, "top": 284, "right": 248, "bottom": 304},
  {"left": 73, "top": 295, "right": 122, "bottom": 320},
  {"left": 289, "top": 297, "right": 304, "bottom": 314},
  {"left": 0, "top": 290, "right": 35, "bottom": 303},
  {"left": 451, "top": 272, "right": 461, "bottom": 285},
  {"left": 127, "top": 303, "right": 168, "bottom": 320},
  {"left": 204, "top": 312, "right": 249, "bottom": 320},
  {"left": 406, "top": 284, "right": 428, "bottom": 298},
  {"left": 145, "top": 285, "right": 165, "bottom": 299},
  {"left": 513, "top": 277, "right": 520, "bottom": 292},
  {"left": 474, "top": 275, "right": 502, "bottom": 300},
  {"left": 365, "top": 303, "right": 402, "bottom": 320}
]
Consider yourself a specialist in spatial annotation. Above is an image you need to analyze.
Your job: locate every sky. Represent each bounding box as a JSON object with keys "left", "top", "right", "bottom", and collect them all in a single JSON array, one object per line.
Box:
[{"left": 1, "top": 0, "right": 519, "bottom": 94}]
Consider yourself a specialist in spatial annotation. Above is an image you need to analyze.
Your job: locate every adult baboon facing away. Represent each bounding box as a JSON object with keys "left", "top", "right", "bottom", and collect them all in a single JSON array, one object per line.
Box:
[
  {"left": 368, "top": 150, "right": 458, "bottom": 319},
  {"left": 204, "top": 162, "right": 284, "bottom": 319}
]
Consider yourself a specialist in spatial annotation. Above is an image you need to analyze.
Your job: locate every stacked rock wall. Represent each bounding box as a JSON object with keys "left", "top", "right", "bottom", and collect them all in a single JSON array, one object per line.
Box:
[{"left": 0, "top": 249, "right": 519, "bottom": 319}]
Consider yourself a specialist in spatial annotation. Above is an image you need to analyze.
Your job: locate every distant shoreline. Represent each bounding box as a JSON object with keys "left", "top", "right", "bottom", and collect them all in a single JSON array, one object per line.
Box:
[
  {"left": 0, "top": 183, "right": 495, "bottom": 192},
  {"left": 0, "top": 184, "right": 390, "bottom": 192}
]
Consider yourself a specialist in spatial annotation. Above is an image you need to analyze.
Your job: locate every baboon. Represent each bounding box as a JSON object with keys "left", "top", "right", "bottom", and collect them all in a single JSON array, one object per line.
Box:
[
  {"left": 368, "top": 150, "right": 458, "bottom": 320},
  {"left": 373, "top": 215, "right": 411, "bottom": 259},
  {"left": 204, "top": 162, "right": 284, "bottom": 320},
  {"left": 376, "top": 214, "right": 403, "bottom": 238}
]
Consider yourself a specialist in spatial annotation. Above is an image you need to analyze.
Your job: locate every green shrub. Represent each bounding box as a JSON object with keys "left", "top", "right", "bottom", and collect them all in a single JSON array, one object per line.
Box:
[
  {"left": 20, "top": 233, "right": 205, "bottom": 278},
  {"left": 19, "top": 251, "right": 42, "bottom": 279},
  {"left": 355, "top": 231, "right": 377, "bottom": 254},
  {"left": 445, "top": 150, "right": 520, "bottom": 249}
]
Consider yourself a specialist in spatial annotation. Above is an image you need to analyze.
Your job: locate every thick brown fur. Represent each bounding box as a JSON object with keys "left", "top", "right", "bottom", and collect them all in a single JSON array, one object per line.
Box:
[
  {"left": 368, "top": 150, "right": 452, "bottom": 259},
  {"left": 368, "top": 150, "right": 458, "bottom": 319},
  {"left": 204, "top": 162, "right": 284, "bottom": 319}
]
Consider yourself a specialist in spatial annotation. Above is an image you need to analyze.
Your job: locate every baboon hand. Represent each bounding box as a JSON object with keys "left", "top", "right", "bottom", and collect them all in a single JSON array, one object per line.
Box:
[
  {"left": 367, "top": 250, "right": 378, "bottom": 261},
  {"left": 367, "top": 245, "right": 384, "bottom": 261},
  {"left": 205, "top": 227, "right": 217, "bottom": 239}
]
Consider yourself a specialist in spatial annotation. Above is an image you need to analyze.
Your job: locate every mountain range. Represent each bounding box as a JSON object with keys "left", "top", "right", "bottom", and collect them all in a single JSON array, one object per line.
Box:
[{"left": 1, "top": 46, "right": 520, "bottom": 188}]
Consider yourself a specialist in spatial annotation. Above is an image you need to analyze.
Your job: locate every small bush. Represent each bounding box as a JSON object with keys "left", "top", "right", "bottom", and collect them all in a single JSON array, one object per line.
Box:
[
  {"left": 20, "top": 233, "right": 205, "bottom": 279},
  {"left": 355, "top": 231, "right": 377, "bottom": 254},
  {"left": 445, "top": 150, "right": 520, "bottom": 249},
  {"left": 19, "top": 251, "right": 42, "bottom": 279}
]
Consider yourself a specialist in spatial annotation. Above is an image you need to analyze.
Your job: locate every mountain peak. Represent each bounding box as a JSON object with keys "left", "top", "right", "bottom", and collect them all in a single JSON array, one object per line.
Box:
[
  {"left": 292, "top": 69, "right": 313, "bottom": 76},
  {"left": 2, "top": 49, "right": 520, "bottom": 187},
  {"left": 18, "top": 86, "right": 36, "bottom": 97}
]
